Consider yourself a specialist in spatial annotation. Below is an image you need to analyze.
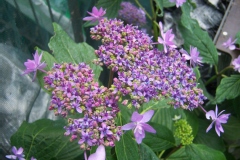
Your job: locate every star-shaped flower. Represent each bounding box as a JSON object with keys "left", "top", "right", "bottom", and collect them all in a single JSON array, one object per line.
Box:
[
  {"left": 157, "top": 22, "right": 176, "bottom": 53},
  {"left": 180, "top": 46, "right": 202, "bottom": 67},
  {"left": 169, "top": 0, "right": 186, "bottom": 8},
  {"left": 23, "top": 51, "right": 46, "bottom": 81},
  {"left": 122, "top": 110, "right": 156, "bottom": 144},
  {"left": 88, "top": 145, "right": 105, "bottom": 160},
  {"left": 206, "top": 105, "right": 230, "bottom": 136},
  {"left": 222, "top": 37, "right": 237, "bottom": 50},
  {"left": 232, "top": 55, "right": 240, "bottom": 73},
  {"left": 83, "top": 6, "right": 106, "bottom": 23},
  {"left": 6, "top": 146, "right": 25, "bottom": 160}
]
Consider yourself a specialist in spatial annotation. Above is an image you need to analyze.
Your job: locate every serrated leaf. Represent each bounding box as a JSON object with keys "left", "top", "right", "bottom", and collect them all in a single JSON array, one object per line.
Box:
[
  {"left": 185, "top": 144, "right": 226, "bottom": 160},
  {"left": 96, "top": 0, "right": 122, "bottom": 18},
  {"left": 215, "top": 75, "right": 240, "bottom": 103},
  {"left": 194, "top": 120, "right": 225, "bottom": 152},
  {"left": 178, "top": 12, "right": 218, "bottom": 66},
  {"left": 10, "top": 119, "right": 83, "bottom": 160},
  {"left": 139, "top": 143, "right": 159, "bottom": 160},
  {"left": 143, "top": 122, "right": 175, "bottom": 152},
  {"left": 115, "top": 132, "right": 140, "bottom": 160},
  {"left": 49, "top": 23, "right": 102, "bottom": 80}
]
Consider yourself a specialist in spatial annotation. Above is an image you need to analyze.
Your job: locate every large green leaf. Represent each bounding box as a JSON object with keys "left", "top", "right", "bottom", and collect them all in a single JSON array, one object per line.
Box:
[
  {"left": 185, "top": 144, "right": 226, "bottom": 160},
  {"left": 194, "top": 120, "right": 225, "bottom": 152},
  {"left": 143, "top": 122, "right": 175, "bottom": 152},
  {"left": 178, "top": 5, "right": 218, "bottom": 66},
  {"left": 10, "top": 119, "right": 83, "bottom": 160},
  {"left": 215, "top": 75, "right": 240, "bottom": 103},
  {"left": 167, "top": 147, "right": 189, "bottom": 160},
  {"left": 139, "top": 143, "right": 159, "bottom": 160},
  {"left": 115, "top": 132, "right": 140, "bottom": 160},
  {"left": 96, "top": 0, "right": 122, "bottom": 18},
  {"left": 155, "top": 0, "right": 175, "bottom": 17},
  {"left": 49, "top": 23, "right": 102, "bottom": 80},
  {"left": 140, "top": 98, "right": 171, "bottom": 113},
  {"left": 235, "top": 31, "right": 240, "bottom": 45},
  {"left": 222, "top": 116, "right": 240, "bottom": 140}
]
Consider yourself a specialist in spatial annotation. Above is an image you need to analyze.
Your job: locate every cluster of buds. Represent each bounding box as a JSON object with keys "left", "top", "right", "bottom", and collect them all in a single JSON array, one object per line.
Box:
[
  {"left": 118, "top": 2, "right": 146, "bottom": 26},
  {"left": 91, "top": 18, "right": 206, "bottom": 110},
  {"left": 44, "top": 63, "right": 122, "bottom": 149}
]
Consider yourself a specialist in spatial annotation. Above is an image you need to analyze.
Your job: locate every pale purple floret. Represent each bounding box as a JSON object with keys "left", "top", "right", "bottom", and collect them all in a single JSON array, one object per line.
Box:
[
  {"left": 232, "top": 55, "right": 240, "bottom": 73},
  {"left": 181, "top": 46, "right": 203, "bottom": 67},
  {"left": 206, "top": 105, "right": 230, "bottom": 136},
  {"left": 88, "top": 145, "right": 106, "bottom": 160},
  {"left": 23, "top": 51, "right": 46, "bottom": 81},
  {"left": 83, "top": 6, "right": 106, "bottom": 23},
  {"left": 157, "top": 22, "right": 176, "bottom": 53},
  {"left": 222, "top": 37, "right": 237, "bottom": 50},
  {"left": 6, "top": 146, "right": 25, "bottom": 160},
  {"left": 122, "top": 110, "right": 156, "bottom": 144},
  {"left": 169, "top": 0, "right": 186, "bottom": 7},
  {"left": 31, "top": 157, "right": 37, "bottom": 160}
]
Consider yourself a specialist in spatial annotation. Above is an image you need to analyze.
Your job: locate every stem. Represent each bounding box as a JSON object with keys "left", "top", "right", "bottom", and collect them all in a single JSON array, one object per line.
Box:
[
  {"left": 135, "top": 0, "right": 152, "bottom": 20},
  {"left": 165, "top": 145, "right": 182, "bottom": 159},
  {"left": 158, "top": 150, "right": 165, "bottom": 159},
  {"left": 108, "top": 70, "right": 114, "bottom": 88},
  {"left": 199, "top": 105, "right": 207, "bottom": 113},
  {"left": 84, "top": 150, "right": 88, "bottom": 160},
  {"left": 205, "top": 66, "right": 233, "bottom": 86},
  {"left": 150, "top": 0, "right": 159, "bottom": 41}
]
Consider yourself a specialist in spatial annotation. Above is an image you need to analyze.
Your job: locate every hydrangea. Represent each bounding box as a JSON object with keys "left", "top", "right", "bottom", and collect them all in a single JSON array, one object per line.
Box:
[
  {"left": 91, "top": 18, "right": 206, "bottom": 110},
  {"left": 6, "top": 146, "right": 25, "bottom": 160},
  {"left": 44, "top": 63, "right": 122, "bottom": 149},
  {"left": 83, "top": 6, "right": 106, "bottom": 23},
  {"left": 23, "top": 51, "right": 46, "bottom": 81},
  {"left": 118, "top": 2, "right": 146, "bottom": 26},
  {"left": 232, "top": 55, "right": 240, "bottom": 73},
  {"left": 180, "top": 46, "right": 203, "bottom": 67}
]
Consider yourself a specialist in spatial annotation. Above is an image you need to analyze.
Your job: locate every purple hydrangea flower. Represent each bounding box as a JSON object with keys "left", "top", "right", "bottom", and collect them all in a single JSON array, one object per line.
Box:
[
  {"left": 181, "top": 46, "right": 203, "bottom": 67},
  {"left": 23, "top": 51, "right": 46, "bottom": 81},
  {"left": 6, "top": 146, "right": 25, "bottom": 160},
  {"left": 88, "top": 145, "right": 105, "bottom": 160},
  {"left": 232, "top": 55, "right": 240, "bottom": 73},
  {"left": 83, "top": 6, "right": 106, "bottom": 23},
  {"left": 169, "top": 0, "right": 186, "bottom": 7},
  {"left": 122, "top": 110, "right": 156, "bottom": 144},
  {"left": 222, "top": 37, "right": 237, "bottom": 50},
  {"left": 157, "top": 22, "right": 176, "bottom": 53},
  {"left": 206, "top": 105, "right": 230, "bottom": 136},
  {"left": 118, "top": 2, "right": 146, "bottom": 26}
]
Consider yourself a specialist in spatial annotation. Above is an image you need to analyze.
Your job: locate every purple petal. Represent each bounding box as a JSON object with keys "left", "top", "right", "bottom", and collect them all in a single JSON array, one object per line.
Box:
[
  {"left": 218, "top": 114, "right": 230, "bottom": 123},
  {"left": 16, "top": 147, "right": 24, "bottom": 154},
  {"left": 6, "top": 155, "right": 17, "bottom": 159},
  {"left": 92, "top": 6, "right": 98, "bottom": 15},
  {"left": 12, "top": 146, "right": 17, "bottom": 154},
  {"left": 131, "top": 111, "right": 143, "bottom": 122},
  {"left": 215, "top": 121, "right": 222, "bottom": 136},
  {"left": 88, "top": 145, "right": 105, "bottom": 160},
  {"left": 142, "top": 123, "right": 156, "bottom": 133},
  {"left": 229, "top": 45, "right": 236, "bottom": 50},
  {"left": 122, "top": 122, "right": 135, "bottom": 130},
  {"left": 206, "top": 121, "right": 214, "bottom": 133},
  {"left": 83, "top": 16, "right": 96, "bottom": 21},
  {"left": 206, "top": 110, "right": 216, "bottom": 120},
  {"left": 134, "top": 129, "right": 145, "bottom": 144},
  {"left": 140, "top": 110, "right": 154, "bottom": 123}
]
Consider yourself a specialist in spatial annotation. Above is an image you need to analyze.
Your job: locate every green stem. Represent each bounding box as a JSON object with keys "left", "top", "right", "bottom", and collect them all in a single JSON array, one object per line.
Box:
[
  {"left": 108, "top": 70, "right": 114, "bottom": 88},
  {"left": 150, "top": 0, "right": 159, "bottom": 41},
  {"left": 205, "top": 66, "right": 233, "bottom": 86},
  {"left": 158, "top": 150, "right": 165, "bottom": 159}
]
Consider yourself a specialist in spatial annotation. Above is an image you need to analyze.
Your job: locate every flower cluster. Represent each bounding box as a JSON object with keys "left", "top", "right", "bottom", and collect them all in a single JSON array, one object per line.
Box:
[
  {"left": 118, "top": 2, "right": 146, "bottom": 26},
  {"left": 232, "top": 55, "right": 240, "bottom": 73},
  {"left": 174, "top": 119, "right": 193, "bottom": 145},
  {"left": 44, "top": 63, "right": 122, "bottom": 149},
  {"left": 91, "top": 18, "right": 206, "bottom": 110},
  {"left": 6, "top": 146, "right": 36, "bottom": 160},
  {"left": 91, "top": 18, "right": 153, "bottom": 72}
]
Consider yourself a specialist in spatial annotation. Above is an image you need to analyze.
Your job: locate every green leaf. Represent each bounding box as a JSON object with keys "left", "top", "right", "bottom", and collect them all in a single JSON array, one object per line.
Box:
[
  {"left": 140, "top": 98, "right": 172, "bottom": 113},
  {"left": 155, "top": 0, "right": 164, "bottom": 17},
  {"left": 10, "top": 119, "right": 83, "bottom": 160},
  {"left": 139, "top": 143, "right": 159, "bottom": 160},
  {"left": 166, "top": 147, "right": 189, "bottom": 160},
  {"left": 163, "top": 0, "right": 175, "bottom": 7},
  {"left": 115, "top": 132, "right": 140, "bottom": 160},
  {"left": 222, "top": 116, "right": 240, "bottom": 140},
  {"left": 143, "top": 122, "right": 175, "bottom": 152},
  {"left": 181, "top": 2, "right": 194, "bottom": 31},
  {"left": 49, "top": 23, "right": 102, "bottom": 80},
  {"left": 96, "top": 0, "right": 122, "bottom": 18},
  {"left": 185, "top": 144, "right": 226, "bottom": 160},
  {"left": 215, "top": 75, "right": 240, "bottom": 103},
  {"left": 197, "top": 79, "right": 214, "bottom": 101},
  {"left": 178, "top": 10, "right": 218, "bottom": 66},
  {"left": 235, "top": 31, "right": 240, "bottom": 46},
  {"left": 193, "top": 67, "right": 200, "bottom": 81},
  {"left": 194, "top": 120, "right": 225, "bottom": 152},
  {"left": 36, "top": 47, "right": 58, "bottom": 71}
]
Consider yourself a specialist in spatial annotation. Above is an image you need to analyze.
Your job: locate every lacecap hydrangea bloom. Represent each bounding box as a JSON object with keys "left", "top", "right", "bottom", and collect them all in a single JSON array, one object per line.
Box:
[
  {"left": 118, "top": 2, "right": 146, "bottom": 26},
  {"left": 44, "top": 63, "right": 122, "bottom": 149},
  {"left": 90, "top": 18, "right": 206, "bottom": 110}
]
